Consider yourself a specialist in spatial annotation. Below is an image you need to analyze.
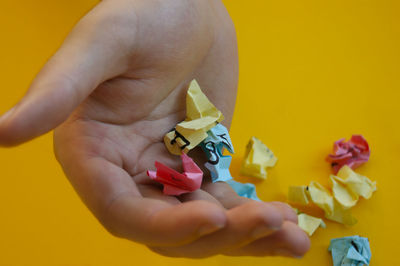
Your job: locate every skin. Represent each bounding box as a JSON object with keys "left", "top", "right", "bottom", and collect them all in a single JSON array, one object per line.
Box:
[{"left": 0, "top": 0, "right": 310, "bottom": 258}]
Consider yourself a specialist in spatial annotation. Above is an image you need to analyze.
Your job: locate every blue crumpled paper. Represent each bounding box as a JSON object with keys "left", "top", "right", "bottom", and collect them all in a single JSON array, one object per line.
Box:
[
  {"left": 328, "top": 235, "right": 371, "bottom": 266},
  {"left": 201, "top": 123, "right": 234, "bottom": 182},
  {"left": 205, "top": 156, "right": 233, "bottom": 182},
  {"left": 226, "top": 180, "right": 260, "bottom": 201}
]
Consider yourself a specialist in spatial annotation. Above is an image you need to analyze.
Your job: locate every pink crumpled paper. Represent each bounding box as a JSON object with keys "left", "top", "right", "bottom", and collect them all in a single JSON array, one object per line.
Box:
[
  {"left": 326, "top": 135, "right": 370, "bottom": 174},
  {"left": 147, "top": 153, "right": 203, "bottom": 196}
]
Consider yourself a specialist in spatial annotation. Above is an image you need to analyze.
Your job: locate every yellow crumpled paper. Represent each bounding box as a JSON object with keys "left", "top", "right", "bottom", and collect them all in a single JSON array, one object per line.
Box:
[
  {"left": 335, "top": 165, "right": 377, "bottom": 199},
  {"left": 307, "top": 181, "right": 358, "bottom": 226},
  {"left": 325, "top": 200, "right": 357, "bottom": 226},
  {"left": 288, "top": 186, "right": 309, "bottom": 205},
  {"left": 288, "top": 167, "right": 375, "bottom": 226},
  {"left": 331, "top": 175, "right": 359, "bottom": 209},
  {"left": 240, "top": 137, "right": 277, "bottom": 179},
  {"left": 298, "top": 213, "right": 326, "bottom": 236},
  {"left": 307, "top": 181, "right": 335, "bottom": 216},
  {"left": 330, "top": 165, "right": 377, "bottom": 209},
  {"left": 164, "top": 80, "right": 224, "bottom": 155}
]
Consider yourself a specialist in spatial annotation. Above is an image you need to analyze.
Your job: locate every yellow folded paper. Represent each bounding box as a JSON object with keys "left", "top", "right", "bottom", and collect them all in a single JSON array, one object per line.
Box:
[
  {"left": 164, "top": 130, "right": 191, "bottom": 155},
  {"left": 287, "top": 166, "right": 375, "bottom": 226},
  {"left": 240, "top": 137, "right": 277, "bottom": 179},
  {"left": 288, "top": 186, "right": 309, "bottom": 205},
  {"left": 298, "top": 213, "right": 326, "bottom": 236},
  {"left": 325, "top": 199, "right": 357, "bottom": 226},
  {"left": 307, "top": 181, "right": 357, "bottom": 225},
  {"left": 307, "top": 181, "right": 335, "bottom": 216},
  {"left": 335, "top": 165, "right": 377, "bottom": 199},
  {"left": 164, "top": 80, "right": 224, "bottom": 155},
  {"left": 331, "top": 175, "right": 359, "bottom": 209},
  {"left": 185, "top": 80, "right": 224, "bottom": 121}
]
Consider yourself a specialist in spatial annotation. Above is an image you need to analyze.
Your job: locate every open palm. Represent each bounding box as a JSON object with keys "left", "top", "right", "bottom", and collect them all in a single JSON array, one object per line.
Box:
[{"left": 0, "top": 0, "right": 309, "bottom": 258}]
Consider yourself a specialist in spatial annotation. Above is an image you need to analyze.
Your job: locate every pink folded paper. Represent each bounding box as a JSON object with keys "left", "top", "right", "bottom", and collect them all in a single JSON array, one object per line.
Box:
[
  {"left": 147, "top": 153, "right": 203, "bottom": 196},
  {"left": 326, "top": 135, "right": 370, "bottom": 174}
]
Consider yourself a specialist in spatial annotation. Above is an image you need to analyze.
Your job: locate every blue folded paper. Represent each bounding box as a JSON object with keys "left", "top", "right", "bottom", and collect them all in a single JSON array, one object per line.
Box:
[
  {"left": 205, "top": 156, "right": 233, "bottom": 182},
  {"left": 200, "top": 124, "right": 260, "bottom": 201},
  {"left": 328, "top": 235, "right": 371, "bottom": 266},
  {"left": 201, "top": 123, "right": 234, "bottom": 182},
  {"left": 226, "top": 180, "right": 260, "bottom": 201}
]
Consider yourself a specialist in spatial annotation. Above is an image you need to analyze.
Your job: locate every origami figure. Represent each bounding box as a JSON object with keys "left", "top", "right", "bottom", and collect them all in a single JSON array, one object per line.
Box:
[
  {"left": 164, "top": 80, "right": 224, "bottom": 155},
  {"left": 333, "top": 165, "right": 377, "bottom": 201},
  {"left": 201, "top": 123, "right": 235, "bottom": 182},
  {"left": 147, "top": 153, "right": 203, "bottom": 196},
  {"left": 240, "top": 136, "right": 277, "bottom": 179},
  {"left": 307, "top": 181, "right": 357, "bottom": 226},
  {"left": 287, "top": 166, "right": 376, "bottom": 226}
]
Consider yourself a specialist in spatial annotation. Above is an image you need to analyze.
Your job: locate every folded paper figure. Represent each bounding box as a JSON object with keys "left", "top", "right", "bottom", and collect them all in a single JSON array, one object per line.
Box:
[
  {"left": 297, "top": 213, "right": 326, "bottom": 236},
  {"left": 288, "top": 182, "right": 357, "bottom": 225},
  {"left": 226, "top": 180, "right": 260, "bottom": 201},
  {"left": 164, "top": 80, "right": 224, "bottom": 155},
  {"left": 185, "top": 80, "right": 224, "bottom": 122},
  {"left": 334, "top": 165, "right": 377, "bottom": 200},
  {"left": 331, "top": 175, "right": 359, "bottom": 209},
  {"left": 240, "top": 136, "right": 277, "bottom": 179},
  {"left": 307, "top": 181, "right": 357, "bottom": 225},
  {"left": 201, "top": 123, "right": 234, "bottom": 157},
  {"left": 288, "top": 185, "right": 309, "bottom": 205},
  {"left": 329, "top": 236, "right": 371, "bottom": 266},
  {"left": 326, "top": 135, "right": 370, "bottom": 174},
  {"left": 205, "top": 156, "right": 233, "bottom": 182},
  {"left": 201, "top": 123, "right": 234, "bottom": 182},
  {"left": 324, "top": 199, "right": 358, "bottom": 226},
  {"left": 147, "top": 153, "right": 203, "bottom": 196},
  {"left": 331, "top": 165, "right": 377, "bottom": 209},
  {"left": 287, "top": 165, "right": 376, "bottom": 226},
  {"left": 307, "top": 181, "right": 335, "bottom": 216}
]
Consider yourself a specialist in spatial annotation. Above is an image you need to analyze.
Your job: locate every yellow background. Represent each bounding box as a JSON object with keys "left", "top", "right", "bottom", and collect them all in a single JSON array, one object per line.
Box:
[{"left": 0, "top": 0, "right": 399, "bottom": 265}]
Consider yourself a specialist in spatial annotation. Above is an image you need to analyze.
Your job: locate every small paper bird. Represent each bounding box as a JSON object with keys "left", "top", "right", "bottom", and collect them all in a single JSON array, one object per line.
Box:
[{"left": 147, "top": 153, "right": 203, "bottom": 196}]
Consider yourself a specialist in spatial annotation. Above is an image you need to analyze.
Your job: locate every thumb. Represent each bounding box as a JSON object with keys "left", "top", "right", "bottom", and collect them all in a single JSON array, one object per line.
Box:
[{"left": 0, "top": 2, "right": 133, "bottom": 146}]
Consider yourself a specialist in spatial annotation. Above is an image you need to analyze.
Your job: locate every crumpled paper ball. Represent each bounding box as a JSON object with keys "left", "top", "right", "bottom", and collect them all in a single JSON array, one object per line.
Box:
[{"left": 326, "top": 135, "right": 370, "bottom": 174}]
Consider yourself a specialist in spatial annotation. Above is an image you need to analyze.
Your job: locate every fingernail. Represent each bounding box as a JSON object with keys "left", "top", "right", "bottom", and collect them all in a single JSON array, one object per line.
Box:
[
  {"left": 198, "top": 223, "right": 224, "bottom": 236},
  {"left": 252, "top": 225, "right": 279, "bottom": 239}
]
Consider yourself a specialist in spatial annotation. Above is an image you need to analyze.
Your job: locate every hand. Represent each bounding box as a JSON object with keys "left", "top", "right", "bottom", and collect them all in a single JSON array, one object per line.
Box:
[{"left": 0, "top": 0, "right": 310, "bottom": 258}]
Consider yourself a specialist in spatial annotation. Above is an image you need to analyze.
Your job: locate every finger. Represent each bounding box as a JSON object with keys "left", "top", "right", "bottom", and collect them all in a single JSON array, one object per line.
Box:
[
  {"left": 203, "top": 182, "right": 298, "bottom": 223},
  {"left": 202, "top": 181, "right": 251, "bottom": 208},
  {"left": 269, "top": 202, "right": 298, "bottom": 223},
  {"left": 0, "top": 1, "right": 133, "bottom": 146},
  {"left": 178, "top": 189, "right": 224, "bottom": 207},
  {"left": 107, "top": 197, "right": 227, "bottom": 246},
  {"left": 224, "top": 221, "right": 311, "bottom": 258},
  {"left": 149, "top": 201, "right": 284, "bottom": 258}
]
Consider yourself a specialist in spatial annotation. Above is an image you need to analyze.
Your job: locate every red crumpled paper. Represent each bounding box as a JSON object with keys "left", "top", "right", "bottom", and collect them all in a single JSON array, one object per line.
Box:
[
  {"left": 326, "top": 135, "right": 370, "bottom": 174},
  {"left": 147, "top": 153, "right": 203, "bottom": 196}
]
